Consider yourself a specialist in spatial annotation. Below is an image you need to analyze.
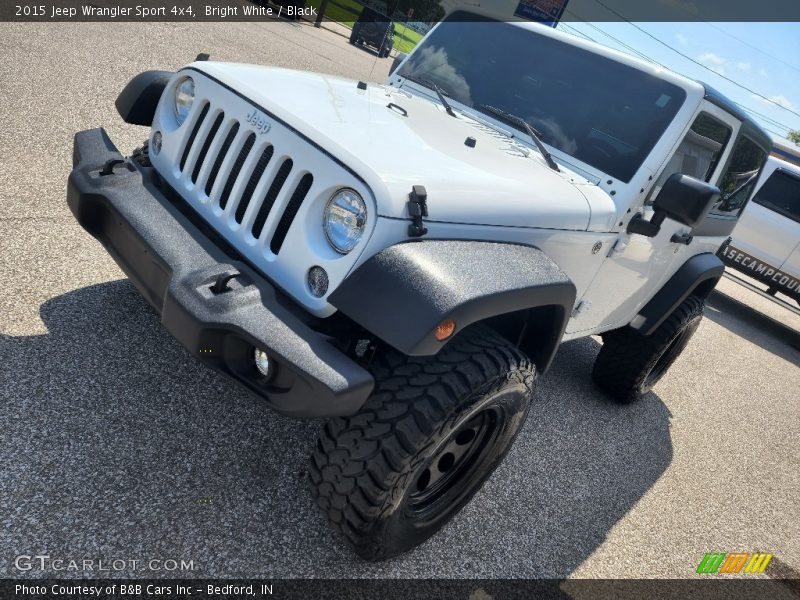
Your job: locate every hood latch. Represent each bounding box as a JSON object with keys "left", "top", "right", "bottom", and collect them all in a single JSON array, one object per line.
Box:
[{"left": 407, "top": 185, "right": 428, "bottom": 238}]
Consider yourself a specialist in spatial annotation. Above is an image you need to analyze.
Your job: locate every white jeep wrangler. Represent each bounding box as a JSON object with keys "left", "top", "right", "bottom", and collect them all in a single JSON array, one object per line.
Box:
[{"left": 67, "top": 11, "right": 770, "bottom": 559}]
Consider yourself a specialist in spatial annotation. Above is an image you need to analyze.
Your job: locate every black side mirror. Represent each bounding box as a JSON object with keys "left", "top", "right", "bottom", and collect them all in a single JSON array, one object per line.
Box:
[{"left": 628, "top": 173, "right": 720, "bottom": 237}]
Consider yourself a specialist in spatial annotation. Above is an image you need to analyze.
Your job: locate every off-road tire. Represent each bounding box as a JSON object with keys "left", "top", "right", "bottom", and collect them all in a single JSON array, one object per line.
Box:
[
  {"left": 592, "top": 295, "right": 704, "bottom": 403},
  {"left": 309, "top": 325, "right": 536, "bottom": 560}
]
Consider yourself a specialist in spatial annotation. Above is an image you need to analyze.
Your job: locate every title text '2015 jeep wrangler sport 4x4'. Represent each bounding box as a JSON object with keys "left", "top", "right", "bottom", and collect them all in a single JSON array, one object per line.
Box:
[{"left": 67, "top": 11, "right": 770, "bottom": 559}]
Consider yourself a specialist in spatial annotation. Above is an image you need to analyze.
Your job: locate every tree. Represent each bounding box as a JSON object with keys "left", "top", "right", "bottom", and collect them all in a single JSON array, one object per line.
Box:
[{"left": 788, "top": 130, "right": 800, "bottom": 146}]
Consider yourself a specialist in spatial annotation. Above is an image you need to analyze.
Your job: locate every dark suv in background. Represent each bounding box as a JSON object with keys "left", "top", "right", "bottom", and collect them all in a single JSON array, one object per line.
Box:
[{"left": 349, "top": 6, "right": 394, "bottom": 57}]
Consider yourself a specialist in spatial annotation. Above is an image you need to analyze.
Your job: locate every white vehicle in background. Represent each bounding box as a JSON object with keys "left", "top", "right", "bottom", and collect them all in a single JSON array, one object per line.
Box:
[{"left": 720, "top": 141, "right": 800, "bottom": 311}]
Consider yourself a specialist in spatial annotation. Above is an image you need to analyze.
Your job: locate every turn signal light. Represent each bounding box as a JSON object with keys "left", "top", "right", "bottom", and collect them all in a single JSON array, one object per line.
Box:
[{"left": 434, "top": 319, "right": 456, "bottom": 341}]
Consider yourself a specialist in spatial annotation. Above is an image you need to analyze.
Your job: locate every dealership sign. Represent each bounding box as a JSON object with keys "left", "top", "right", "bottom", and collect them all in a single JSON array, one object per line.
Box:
[{"left": 514, "top": 0, "right": 570, "bottom": 26}]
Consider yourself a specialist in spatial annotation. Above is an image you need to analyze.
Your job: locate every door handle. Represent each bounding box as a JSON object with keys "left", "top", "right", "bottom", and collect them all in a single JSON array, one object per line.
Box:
[{"left": 670, "top": 232, "right": 693, "bottom": 245}]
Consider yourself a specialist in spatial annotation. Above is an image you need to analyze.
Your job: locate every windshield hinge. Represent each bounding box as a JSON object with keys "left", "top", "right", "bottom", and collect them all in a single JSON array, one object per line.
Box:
[
  {"left": 407, "top": 185, "right": 428, "bottom": 238},
  {"left": 571, "top": 299, "right": 592, "bottom": 318},
  {"left": 609, "top": 237, "right": 628, "bottom": 258}
]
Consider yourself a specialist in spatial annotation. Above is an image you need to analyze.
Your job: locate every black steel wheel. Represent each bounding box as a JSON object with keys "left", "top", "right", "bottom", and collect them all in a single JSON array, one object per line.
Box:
[
  {"left": 406, "top": 404, "right": 505, "bottom": 521},
  {"left": 310, "top": 325, "right": 536, "bottom": 560}
]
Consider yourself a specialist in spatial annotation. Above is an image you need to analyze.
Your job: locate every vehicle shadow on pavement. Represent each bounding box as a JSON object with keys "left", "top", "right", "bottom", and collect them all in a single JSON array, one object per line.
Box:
[
  {"left": 0, "top": 281, "right": 673, "bottom": 578},
  {"left": 705, "top": 290, "right": 800, "bottom": 361}
]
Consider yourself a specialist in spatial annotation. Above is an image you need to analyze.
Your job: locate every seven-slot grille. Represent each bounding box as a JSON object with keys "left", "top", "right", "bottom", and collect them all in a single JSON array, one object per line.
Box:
[{"left": 177, "top": 100, "right": 314, "bottom": 256}]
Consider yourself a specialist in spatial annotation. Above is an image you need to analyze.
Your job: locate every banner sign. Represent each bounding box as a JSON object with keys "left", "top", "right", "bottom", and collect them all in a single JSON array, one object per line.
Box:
[
  {"left": 514, "top": 0, "right": 570, "bottom": 26},
  {"left": 719, "top": 244, "right": 800, "bottom": 301}
]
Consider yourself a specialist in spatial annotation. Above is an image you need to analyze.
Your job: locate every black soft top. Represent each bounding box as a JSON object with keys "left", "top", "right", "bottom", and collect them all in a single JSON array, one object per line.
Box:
[{"left": 700, "top": 82, "right": 772, "bottom": 153}]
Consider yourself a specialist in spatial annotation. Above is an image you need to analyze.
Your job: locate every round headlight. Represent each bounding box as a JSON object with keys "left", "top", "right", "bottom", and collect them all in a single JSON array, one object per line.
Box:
[
  {"left": 174, "top": 76, "right": 195, "bottom": 126},
  {"left": 323, "top": 189, "right": 367, "bottom": 254}
]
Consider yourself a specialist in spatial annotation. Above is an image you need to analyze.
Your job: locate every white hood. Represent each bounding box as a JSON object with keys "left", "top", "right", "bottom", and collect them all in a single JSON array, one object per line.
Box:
[{"left": 194, "top": 63, "right": 614, "bottom": 231}]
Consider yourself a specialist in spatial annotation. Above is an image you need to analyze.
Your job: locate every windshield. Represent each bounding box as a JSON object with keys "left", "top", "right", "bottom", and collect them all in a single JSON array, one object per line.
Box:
[{"left": 397, "top": 14, "right": 687, "bottom": 182}]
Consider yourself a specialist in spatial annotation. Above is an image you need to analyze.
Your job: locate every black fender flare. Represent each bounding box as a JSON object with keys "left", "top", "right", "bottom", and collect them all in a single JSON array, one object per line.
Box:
[
  {"left": 329, "top": 241, "right": 577, "bottom": 372},
  {"left": 634, "top": 252, "right": 724, "bottom": 335},
  {"left": 115, "top": 70, "right": 174, "bottom": 126}
]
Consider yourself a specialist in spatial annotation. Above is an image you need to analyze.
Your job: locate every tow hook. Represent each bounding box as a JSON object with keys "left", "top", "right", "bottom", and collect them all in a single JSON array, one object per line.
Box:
[
  {"left": 99, "top": 158, "right": 126, "bottom": 176},
  {"left": 210, "top": 270, "right": 240, "bottom": 294}
]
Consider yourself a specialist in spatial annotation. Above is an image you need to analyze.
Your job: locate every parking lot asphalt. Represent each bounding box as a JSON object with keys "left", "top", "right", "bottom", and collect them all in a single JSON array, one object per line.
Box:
[{"left": 0, "top": 19, "right": 798, "bottom": 582}]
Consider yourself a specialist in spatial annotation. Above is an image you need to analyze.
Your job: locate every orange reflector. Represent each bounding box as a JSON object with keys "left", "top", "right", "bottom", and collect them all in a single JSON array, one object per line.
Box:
[{"left": 435, "top": 319, "right": 456, "bottom": 341}]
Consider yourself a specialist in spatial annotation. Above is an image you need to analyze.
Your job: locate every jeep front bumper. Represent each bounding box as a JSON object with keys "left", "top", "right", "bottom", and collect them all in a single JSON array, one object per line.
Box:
[{"left": 67, "top": 128, "right": 373, "bottom": 418}]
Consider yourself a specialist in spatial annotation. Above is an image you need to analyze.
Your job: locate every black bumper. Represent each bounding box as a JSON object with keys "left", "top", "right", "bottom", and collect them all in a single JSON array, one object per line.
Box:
[{"left": 67, "top": 128, "right": 373, "bottom": 418}]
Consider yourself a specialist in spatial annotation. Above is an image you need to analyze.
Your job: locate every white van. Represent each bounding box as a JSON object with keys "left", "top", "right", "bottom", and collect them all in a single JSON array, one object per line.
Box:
[{"left": 721, "top": 146, "right": 800, "bottom": 307}]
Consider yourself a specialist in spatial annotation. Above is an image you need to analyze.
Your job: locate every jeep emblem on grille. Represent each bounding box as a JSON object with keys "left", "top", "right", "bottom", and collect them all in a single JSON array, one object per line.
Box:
[{"left": 246, "top": 109, "right": 271, "bottom": 135}]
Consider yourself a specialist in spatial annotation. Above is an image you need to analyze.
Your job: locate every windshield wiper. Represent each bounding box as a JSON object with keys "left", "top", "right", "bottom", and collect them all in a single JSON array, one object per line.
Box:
[
  {"left": 478, "top": 104, "right": 560, "bottom": 172},
  {"left": 401, "top": 74, "right": 457, "bottom": 118}
]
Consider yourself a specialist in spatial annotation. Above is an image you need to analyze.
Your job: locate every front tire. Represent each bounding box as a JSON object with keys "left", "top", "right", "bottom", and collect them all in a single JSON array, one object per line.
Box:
[
  {"left": 592, "top": 295, "right": 704, "bottom": 402},
  {"left": 309, "top": 326, "right": 536, "bottom": 560}
]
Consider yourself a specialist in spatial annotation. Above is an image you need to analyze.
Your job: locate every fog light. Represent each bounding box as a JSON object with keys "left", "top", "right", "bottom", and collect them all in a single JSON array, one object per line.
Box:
[
  {"left": 254, "top": 348, "right": 271, "bottom": 377},
  {"left": 151, "top": 131, "right": 162, "bottom": 155},
  {"left": 307, "top": 266, "right": 329, "bottom": 298},
  {"left": 435, "top": 319, "right": 456, "bottom": 341}
]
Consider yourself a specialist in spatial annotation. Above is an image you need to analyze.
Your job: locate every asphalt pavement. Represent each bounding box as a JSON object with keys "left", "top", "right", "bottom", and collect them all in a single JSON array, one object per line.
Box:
[{"left": 0, "top": 19, "right": 798, "bottom": 581}]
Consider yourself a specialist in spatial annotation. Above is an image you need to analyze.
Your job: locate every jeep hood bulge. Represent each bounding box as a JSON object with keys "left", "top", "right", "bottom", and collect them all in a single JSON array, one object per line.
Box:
[{"left": 191, "top": 63, "right": 610, "bottom": 231}]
